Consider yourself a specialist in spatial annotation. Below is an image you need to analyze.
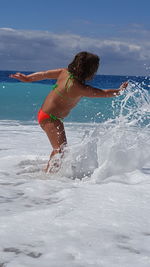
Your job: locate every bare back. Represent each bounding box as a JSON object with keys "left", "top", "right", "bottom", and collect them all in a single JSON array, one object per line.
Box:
[{"left": 41, "top": 69, "right": 83, "bottom": 118}]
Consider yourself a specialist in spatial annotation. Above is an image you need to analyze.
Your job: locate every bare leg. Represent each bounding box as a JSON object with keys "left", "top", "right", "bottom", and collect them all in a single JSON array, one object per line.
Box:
[{"left": 40, "top": 119, "right": 67, "bottom": 172}]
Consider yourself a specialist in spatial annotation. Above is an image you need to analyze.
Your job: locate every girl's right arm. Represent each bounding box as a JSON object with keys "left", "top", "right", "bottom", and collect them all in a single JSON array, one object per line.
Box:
[{"left": 10, "top": 69, "right": 63, "bottom": 82}]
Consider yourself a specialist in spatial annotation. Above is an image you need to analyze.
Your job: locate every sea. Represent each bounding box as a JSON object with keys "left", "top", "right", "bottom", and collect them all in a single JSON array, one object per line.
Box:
[{"left": 0, "top": 70, "right": 150, "bottom": 267}]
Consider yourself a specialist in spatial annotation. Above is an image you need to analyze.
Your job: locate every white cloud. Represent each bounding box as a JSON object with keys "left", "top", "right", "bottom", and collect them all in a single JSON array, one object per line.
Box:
[{"left": 0, "top": 28, "right": 149, "bottom": 75}]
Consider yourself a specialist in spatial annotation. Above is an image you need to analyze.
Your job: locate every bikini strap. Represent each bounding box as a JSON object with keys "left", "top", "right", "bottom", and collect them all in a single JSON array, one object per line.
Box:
[
  {"left": 65, "top": 71, "right": 74, "bottom": 92},
  {"left": 52, "top": 84, "right": 58, "bottom": 90},
  {"left": 52, "top": 71, "right": 74, "bottom": 98}
]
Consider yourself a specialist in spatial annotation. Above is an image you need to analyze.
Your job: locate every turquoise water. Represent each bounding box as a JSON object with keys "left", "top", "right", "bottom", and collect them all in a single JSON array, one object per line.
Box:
[
  {"left": 0, "top": 82, "right": 115, "bottom": 122},
  {"left": 0, "top": 72, "right": 149, "bottom": 123}
]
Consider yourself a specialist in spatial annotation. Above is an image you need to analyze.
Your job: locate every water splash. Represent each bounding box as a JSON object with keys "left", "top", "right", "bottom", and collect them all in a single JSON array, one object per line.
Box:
[
  {"left": 61, "top": 81, "right": 150, "bottom": 182},
  {"left": 91, "top": 81, "right": 150, "bottom": 183},
  {"left": 111, "top": 80, "right": 150, "bottom": 128}
]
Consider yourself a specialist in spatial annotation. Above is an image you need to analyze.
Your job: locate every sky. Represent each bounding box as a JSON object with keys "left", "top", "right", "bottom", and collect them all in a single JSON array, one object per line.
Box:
[{"left": 0, "top": 0, "right": 150, "bottom": 75}]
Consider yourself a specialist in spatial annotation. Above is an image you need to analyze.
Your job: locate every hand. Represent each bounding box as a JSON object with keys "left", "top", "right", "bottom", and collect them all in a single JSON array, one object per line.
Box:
[
  {"left": 9, "top": 73, "right": 28, "bottom": 82},
  {"left": 119, "top": 81, "right": 128, "bottom": 91}
]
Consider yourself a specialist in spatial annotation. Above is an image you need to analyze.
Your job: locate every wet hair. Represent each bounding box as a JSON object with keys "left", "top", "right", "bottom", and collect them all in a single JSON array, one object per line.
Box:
[{"left": 68, "top": 51, "right": 100, "bottom": 82}]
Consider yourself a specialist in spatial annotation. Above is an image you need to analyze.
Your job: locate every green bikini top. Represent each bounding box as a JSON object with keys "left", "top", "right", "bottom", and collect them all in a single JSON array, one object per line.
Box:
[{"left": 52, "top": 71, "right": 74, "bottom": 98}]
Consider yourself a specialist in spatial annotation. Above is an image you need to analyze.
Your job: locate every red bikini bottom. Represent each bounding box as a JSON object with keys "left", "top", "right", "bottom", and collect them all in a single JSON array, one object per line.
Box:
[{"left": 37, "top": 109, "right": 61, "bottom": 124}]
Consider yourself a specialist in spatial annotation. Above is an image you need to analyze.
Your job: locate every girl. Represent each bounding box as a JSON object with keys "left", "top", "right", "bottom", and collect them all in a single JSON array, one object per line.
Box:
[{"left": 10, "top": 51, "right": 128, "bottom": 172}]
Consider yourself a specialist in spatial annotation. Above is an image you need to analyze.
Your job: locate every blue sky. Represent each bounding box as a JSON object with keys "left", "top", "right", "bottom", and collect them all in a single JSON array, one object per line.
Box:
[{"left": 0, "top": 0, "right": 150, "bottom": 75}]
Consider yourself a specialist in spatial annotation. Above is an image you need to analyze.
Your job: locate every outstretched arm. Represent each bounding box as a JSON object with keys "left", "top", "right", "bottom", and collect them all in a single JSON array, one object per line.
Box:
[
  {"left": 80, "top": 82, "right": 128, "bottom": 98},
  {"left": 10, "top": 68, "right": 63, "bottom": 82}
]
